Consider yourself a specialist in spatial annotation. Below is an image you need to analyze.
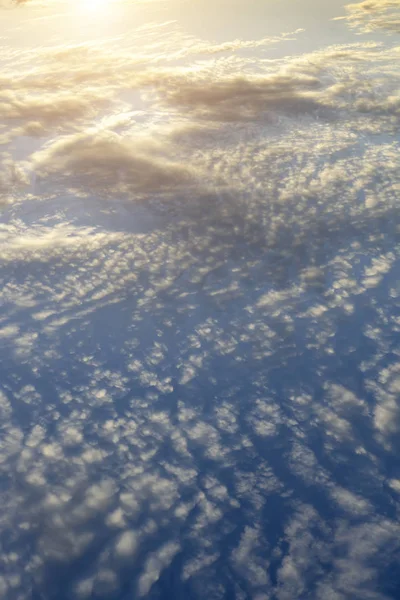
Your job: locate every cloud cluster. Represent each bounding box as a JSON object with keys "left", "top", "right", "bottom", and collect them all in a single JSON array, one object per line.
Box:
[
  {"left": 338, "top": 0, "right": 400, "bottom": 33},
  {"left": 149, "top": 42, "right": 400, "bottom": 129},
  {"left": 1, "top": 118, "right": 400, "bottom": 597},
  {"left": 1, "top": 34, "right": 398, "bottom": 205}
]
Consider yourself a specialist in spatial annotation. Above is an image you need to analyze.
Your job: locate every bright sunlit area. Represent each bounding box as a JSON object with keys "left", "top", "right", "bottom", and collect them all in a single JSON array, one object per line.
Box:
[
  {"left": 1, "top": 1, "right": 400, "bottom": 599},
  {"left": 78, "top": 0, "right": 117, "bottom": 14}
]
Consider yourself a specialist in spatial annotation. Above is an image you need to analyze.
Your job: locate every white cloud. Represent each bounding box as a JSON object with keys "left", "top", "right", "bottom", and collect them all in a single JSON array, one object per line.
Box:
[
  {"left": 114, "top": 530, "right": 138, "bottom": 558},
  {"left": 137, "top": 541, "right": 180, "bottom": 596}
]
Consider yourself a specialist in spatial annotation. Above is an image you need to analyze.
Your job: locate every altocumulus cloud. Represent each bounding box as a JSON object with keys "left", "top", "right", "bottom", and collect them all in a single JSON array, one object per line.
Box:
[{"left": 1, "top": 0, "right": 400, "bottom": 599}]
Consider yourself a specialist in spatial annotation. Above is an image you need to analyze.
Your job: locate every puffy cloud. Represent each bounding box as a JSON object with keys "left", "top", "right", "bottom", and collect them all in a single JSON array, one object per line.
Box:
[{"left": 31, "top": 130, "right": 197, "bottom": 198}]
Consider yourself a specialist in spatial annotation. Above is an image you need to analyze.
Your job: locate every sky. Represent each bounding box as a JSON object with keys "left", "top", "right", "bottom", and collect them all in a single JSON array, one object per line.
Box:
[{"left": 1, "top": 1, "right": 400, "bottom": 599}]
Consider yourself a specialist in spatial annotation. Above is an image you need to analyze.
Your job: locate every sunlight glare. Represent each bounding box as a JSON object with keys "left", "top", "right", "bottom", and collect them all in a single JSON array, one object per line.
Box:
[{"left": 80, "top": 0, "right": 112, "bottom": 14}]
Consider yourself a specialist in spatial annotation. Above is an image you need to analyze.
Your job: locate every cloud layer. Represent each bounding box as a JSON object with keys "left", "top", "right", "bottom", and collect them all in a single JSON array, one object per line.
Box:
[{"left": 1, "top": 1, "right": 400, "bottom": 599}]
